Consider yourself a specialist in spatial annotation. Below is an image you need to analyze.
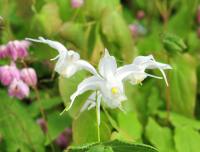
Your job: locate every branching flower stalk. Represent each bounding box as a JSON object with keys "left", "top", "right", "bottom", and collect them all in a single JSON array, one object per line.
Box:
[{"left": 27, "top": 37, "right": 172, "bottom": 142}]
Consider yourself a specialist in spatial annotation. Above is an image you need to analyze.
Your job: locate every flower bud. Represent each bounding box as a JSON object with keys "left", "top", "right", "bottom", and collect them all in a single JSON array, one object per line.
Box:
[
  {"left": 7, "top": 40, "right": 30, "bottom": 61},
  {"left": 0, "top": 45, "right": 8, "bottom": 59},
  {"left": 21, "top": 68, "right": 37, "bottom": 87},
  {"left": 0, "top": 64, "right": 20, "bottom": 86},
  {"left": 55, "top": 128, "right": 72, "bottom": 149},
  {"left": 197, "top": 6, "right": 200, "bottom": 24},
  {"left": 8, "top": 79, "right": 30, "bottom": 99},
  {"left": 129, "top": 24, "right": 138, "bottom": 37},
  {"left": 71, "top": 0, "right": 84, "bottom": 8},
  {"left": 129, "top": 23, "right": 147, "bottom": 37},
  {"left": 162, "top": 33, "right": 187, "bottom": 54},
  {"left": 36, "top": 118, "right": 48, "bottom": 133},
  {"left": 136, "top": 10, "right": 145, "bottom": 20},
  {"left": 197, "top": 27, "right": 200, "bottom": 38}
]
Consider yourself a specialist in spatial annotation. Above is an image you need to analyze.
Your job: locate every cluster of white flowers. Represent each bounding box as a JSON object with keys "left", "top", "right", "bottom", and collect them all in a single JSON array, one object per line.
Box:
[{"left": 26, "top": 37, "right": 172, "bottom": 125}]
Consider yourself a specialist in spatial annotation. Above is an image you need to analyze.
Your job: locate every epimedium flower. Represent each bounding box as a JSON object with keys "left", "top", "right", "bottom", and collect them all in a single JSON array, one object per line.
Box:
[
  {"left": 63, "top": 49, "right": 134, "bottom": 125},
  {"left": 8, "top": 79, "right": 30, "bottom": 100},
  {"left": 0, "top": 45, "right": 8, "bottom": 59},
  {"left": 71, "top": 0, "right": 84, "bottom": 8},
  {"left": 36, "top": 118, "right": 48, "bottom": 133},
  {"left": 20, "top": 68, "right": 37, "bottom": 87},
  {"left": 0, "top": 63, "right": 20, "bottom": 86},
  {"left": 7, "top": 40, "right": 30, "bottom": 61},
  {"left": 61, "top": 50, "right": 172, "bottom": 126},
  {"left": 26, "top": 37, "right": 98, "bottom": 78},
  {"left": 120, "top": 55, "right": 172, "bottom": 86}
]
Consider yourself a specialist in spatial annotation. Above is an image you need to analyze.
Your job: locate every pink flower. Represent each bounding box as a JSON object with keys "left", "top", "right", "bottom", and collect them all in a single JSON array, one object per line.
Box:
[
  {"left": 36, "top": 118, "right": 48, "bottom": 133},
  {"left": 7, "top": 40, "right": 30, "bottom": 61},
  {"left": 129, "top": 23, "right": 147, "bottom": 37},
  {"left": 71, "top": 0, "right": 84, "bottom": 8},
  {"left": 136, "top": 10, "right": 145, "bottom": 20},
  {"left": 197, "top": 6, "right": 200, "bottom": 24},
  {"left": 8, "top": 79, "right": 30, "bottom": 99},
  {"left": 0, "top": 45, "right": 8, "bottom": 59},
  {"left": 21, "top": 68, "right": 37, "bottom": 87},
  {"left": 55, "top": 128, "right": 72, "bottom": 149},
  {"left": 0, "top": 64, "right": 20, "bottom": 86},
  {"left": 129, "top": 24, "right": 138, "bottom": 37}
]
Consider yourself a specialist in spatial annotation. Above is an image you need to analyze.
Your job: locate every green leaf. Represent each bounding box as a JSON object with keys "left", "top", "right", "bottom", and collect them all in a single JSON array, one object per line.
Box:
[
  {"left": 83, "top": 0, "right": 120, "bottom": 19},
  {"left": 67, "top": 140, "right": 158, "bottom": 152},
  {"left": 45, "top": 111, "right": 72, "bottom": 145},
  {"left": 117, "top": 112, "right": 142, "bottom": 142},
  {"left": 72, "top": 109, "right": 111, "bottom": 145},
  {"left": 174, "top": 126, "right": 200, "bottom": 152},
  {"left": 168, "top": 2, "right": 197, "bottom": 38},
  {"left": 0, "top": 91, "right": 45, "bottom": 152},
  {"left": 169, "top": 112, "right": 200, "bottom": 130},
  {"left": 27, "top": 96, "right": 62, "bottom": 117},
  {"left": 36, "top": 2, "right": 62, "bottom": 35},
  {"left": 169, "top": 54, "right": 197, "bottom": 117},
  {"left": 59, "top": 22, "right": 85, "bottom": 50},
  {"left": 101, "top": 10, "right": 134, "bottom": 62},
  {"left": 145, "top": 118, "right": 176, "bottom": 152},
  {"left": 58, "top": 71, "right": 91, "bottom": 117}
]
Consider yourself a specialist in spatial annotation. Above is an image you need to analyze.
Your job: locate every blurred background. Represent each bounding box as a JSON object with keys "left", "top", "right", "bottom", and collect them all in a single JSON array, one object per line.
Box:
[{"left": 0, "top": 0, "right": 200, "bottom": 152}]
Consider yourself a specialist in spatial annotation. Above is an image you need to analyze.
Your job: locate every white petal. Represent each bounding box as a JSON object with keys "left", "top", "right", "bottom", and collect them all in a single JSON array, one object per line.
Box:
[
  {"left": 98, "top": 49, "right": 117, "bottom": 79},
  {"left": 132, "top": 55, "right": 153, "bottom": 65},
  {"left": 65, "top": 76, "right": 102, "bottom": 111},
  {"left": 68, "top": 50, "right": 80, "bottom": 61},
  {"left": 116, "top": 64, "right": 141, "bottom": 81},
  {"left": 146, "top": 61, "right": 172, "bottom": 70},
  {"left": 88, "top": 102, "right": 96, "bottom": 110},
  {"left": 149, "top": 55, "right": 170, "bottom": 86},
  {"left": 80, "top": 92, "right": 96, "bottom": 112},
  {"left": 146, "top": 73, "right": 163, "bottom": 79},
  {"left": 76, "top": 60, "right": 99, "bottom": 76},
  {"left": 26, "top": 37, "right": 68, "bottom": 54},
  {"left": 133, "top": 55, "right": 171, "bottom": 86}
]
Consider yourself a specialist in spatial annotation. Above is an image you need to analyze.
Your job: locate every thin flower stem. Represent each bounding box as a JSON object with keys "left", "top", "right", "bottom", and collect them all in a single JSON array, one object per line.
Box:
[
  {"left": 165, "top": 56, "right": 171, "bottom": 122},
  {"left": 20, "top": 59, "right": 56, "bottom": 152},
  {"left": 95, "top": 92, "right": 100, "bottom": 142}
]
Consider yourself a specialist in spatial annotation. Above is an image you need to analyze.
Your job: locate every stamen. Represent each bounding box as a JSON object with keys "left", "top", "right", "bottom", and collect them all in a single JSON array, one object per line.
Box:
[{"left": 111, "top": 87, "right": 119, "bottom": 94}]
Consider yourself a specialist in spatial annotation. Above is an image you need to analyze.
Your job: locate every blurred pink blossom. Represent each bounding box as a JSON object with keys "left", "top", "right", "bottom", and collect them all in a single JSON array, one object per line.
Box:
[
  {"left": 129, "top": 23, "right": 147, "bottom": 37},
  {"left": 37, "top": 118, "right": 48, "bottom": 133},
  {"left": 0, "top": 45, "right": 8, "bottom": 59},
  {"left": 8, "top": 79, "right": 30, "bottom": 99},
  {"left": 0, "top": 63, "right": 20, "bottom": 86},
  {"left": 71, "top": 0, "right": 84, "bottom": 8},
  {"left": 129, "top": 24, "right": 138, "bottom": 37},
  {"left": 7, "top": 40, "right": 30, "bottom": 61},
  {"left": 136, "top": 10, "right": 145, "bottom": 20},
  {"left": 197, "top": 6, "right": 200, "bottom": 24},
  {"left": 55, "top": 128, "right": 72, "bottom": 149},
  {"left": 21, "top": 68, "right": 37, "bottom": 87}
]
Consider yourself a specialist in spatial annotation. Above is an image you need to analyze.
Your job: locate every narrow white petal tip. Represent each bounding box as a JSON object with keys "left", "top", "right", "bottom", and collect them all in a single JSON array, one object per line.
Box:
[
  {"left": 104, "top": 48, "right": 109, "bottom": 55},
  {"left": 38, "top": 36, "right": 44, "bottom": 40},
  {"left": 59, "top": 105, "right": 71, "bottom": 116},
  {"left": 168, "top": 65, "right": 173, "bottom": 69},
  {"left": 60, "top": 109, "right": 66, "bottom": 116}
]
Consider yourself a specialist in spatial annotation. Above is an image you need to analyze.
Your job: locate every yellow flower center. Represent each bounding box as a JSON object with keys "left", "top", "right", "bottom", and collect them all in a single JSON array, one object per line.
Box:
[{"left": 111, "top": 87, "right": 119, "bottom": 94}]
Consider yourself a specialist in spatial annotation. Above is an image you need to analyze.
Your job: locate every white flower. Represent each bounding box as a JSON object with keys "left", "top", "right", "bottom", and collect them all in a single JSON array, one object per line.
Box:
[
  {"left": 60, "top": 50, "right": 172, "bottom": 126},
  {"left": 26, "top": 37, "right": 97, "bottom": 77},
  {"left": 63, "top": 49, "right": 130, "bottom": 125},
  {"left": 122, "top": 55, "right": 172, "bottom": 86}
]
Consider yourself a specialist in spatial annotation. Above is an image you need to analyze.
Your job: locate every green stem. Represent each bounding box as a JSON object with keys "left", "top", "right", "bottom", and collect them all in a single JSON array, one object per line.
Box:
[{"left": 95, "top": 92, "right": 100, "bottom": 142}]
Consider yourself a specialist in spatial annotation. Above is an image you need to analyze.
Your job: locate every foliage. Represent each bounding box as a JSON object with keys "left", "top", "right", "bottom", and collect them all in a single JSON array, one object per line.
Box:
[{"left": 1, "top": 0, "right": 200, "bottom": 152}]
